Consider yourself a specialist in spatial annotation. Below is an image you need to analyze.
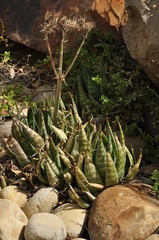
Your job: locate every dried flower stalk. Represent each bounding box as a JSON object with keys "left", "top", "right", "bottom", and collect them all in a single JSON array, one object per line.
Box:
[{"left": 41, "top": 12, "right": 95, "bottom": 125}]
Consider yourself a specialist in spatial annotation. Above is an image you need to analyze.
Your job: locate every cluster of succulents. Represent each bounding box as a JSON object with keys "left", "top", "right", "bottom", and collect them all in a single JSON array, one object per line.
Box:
[{"left": 1, "top": 96, "right": 142, "bottom": 208}]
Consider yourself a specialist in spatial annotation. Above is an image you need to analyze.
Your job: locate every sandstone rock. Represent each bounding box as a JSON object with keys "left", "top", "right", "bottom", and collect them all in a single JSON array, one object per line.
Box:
[
  {"left": 0, "top": 185, "right": 27, "bottom": 208},
  {"left": 145, "top": 235, "right": 159, "bottom": 240},
  {"left": 88, "top": 183, "right": 159, "bottom": 240},
  {"left": 24, "top": 212, "right": 67, "bottom": 240},
  {"left": 23, "top": 187, "right": 58, "bottom": 219},
  {"left": 0, "top": 199, "right": 28, "bottom": 240},
  {"left": 123, "top": 0, "right": 159, "bottom": 87},
  {"left": 0, "top": 0, "right": 125, "bottom": 53},
  {"left": 53, "top": 203, "right": 88, "bottom": 238}
]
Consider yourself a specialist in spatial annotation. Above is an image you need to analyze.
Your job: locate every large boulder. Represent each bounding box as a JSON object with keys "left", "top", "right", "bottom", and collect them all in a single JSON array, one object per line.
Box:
[
  {"left": 0, "top": 0, "right": 125, "bottom": 53},
  {"left": 88, "top": 183, "right": 159, "bottom": 240},
  {"left": 123, "top": 0, "right": 159, "bottom": 87}
]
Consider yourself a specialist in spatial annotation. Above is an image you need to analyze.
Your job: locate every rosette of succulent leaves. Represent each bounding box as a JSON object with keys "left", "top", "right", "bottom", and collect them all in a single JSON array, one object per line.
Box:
[{"left": 1, "top": 95, "right": 142, "bottom": 208}]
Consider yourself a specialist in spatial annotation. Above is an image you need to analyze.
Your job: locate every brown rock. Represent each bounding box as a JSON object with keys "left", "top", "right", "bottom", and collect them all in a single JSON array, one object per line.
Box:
[
  {"left": 0, "top": 0, "right": 125, "bottom": 53},
  {"left": 92, "top": 0, "right": 125, "bottom": 34},
  {"left": 123, "top": 0, "right": 159, "bottom": 88},
  {"left": 88, "top": 183, "right": 159, "bottom": 240}
]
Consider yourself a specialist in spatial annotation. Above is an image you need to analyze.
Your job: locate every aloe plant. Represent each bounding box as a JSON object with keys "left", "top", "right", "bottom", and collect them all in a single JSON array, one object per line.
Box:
[
  {"left": 1, "top": 96, "right": 142, "bottom": 208},
  {"left": 0, "top": 15, "right": 142, "bottom": 207}
]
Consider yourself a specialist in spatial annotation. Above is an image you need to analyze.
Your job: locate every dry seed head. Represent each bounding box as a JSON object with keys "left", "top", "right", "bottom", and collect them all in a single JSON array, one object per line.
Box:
[
  {"left": 60, "top": 16, "right": 80, "bottom": 32},
  {"left": 41, "top": 11, "right": 59, "bottom": 35},
  {"left": 78, "top": 16, "right": 95, "bottom": 32},
  {"left": 41, "top": 13, "right": 95, "bottom": 35}
]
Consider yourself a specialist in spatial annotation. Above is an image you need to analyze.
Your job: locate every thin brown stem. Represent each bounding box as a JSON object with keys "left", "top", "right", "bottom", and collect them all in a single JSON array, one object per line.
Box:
[
  {"left": 45, "top": 33, "right": 58, "bottom": 79},
  {"left": 64, "top": 31, "right": 89, "bottom": 78},
  {"left": 59, "top": 30, "right": 64, "bottom": 78}
]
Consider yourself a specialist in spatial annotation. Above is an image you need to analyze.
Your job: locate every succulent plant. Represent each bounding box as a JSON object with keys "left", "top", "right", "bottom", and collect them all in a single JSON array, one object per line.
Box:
[{"left": 0, "top": 96, "right": 142, "bottom": 208}]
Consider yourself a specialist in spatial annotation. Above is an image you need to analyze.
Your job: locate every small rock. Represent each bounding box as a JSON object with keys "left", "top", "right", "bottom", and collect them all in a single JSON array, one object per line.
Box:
[
  {"left": 145, "top": 234, "right": 159, "bottom": 240},
  {"left": 0, "top": 120, "right": 12, "bottom": 136},
  {"left": 139, "top": 163, "right": 159, "bottom": 176},
  {"left": 0, "top": 199, "right": 28, "bottom": 240},
  {"left": 53, "top": 203, "right": 88, "bottom": 238},
  {"left": 23, "top": 187, "right": 58, "bottom": 219},
  {"left": 71, "top": 239, "right": 87, "bottom": 240},
  {"left": 88, "top": 183, "right": 159, "bottom": 240},
  {"left": 136, "top": 163, "right": 159, "bottom": 186},
  {"left": 31, "top": 85, "right": 56, "bottom": 104},
  {"left": 152, "top": 5, "right": 157, "bottom": 10},
  {"left": 0, "top": 185, "right": 27, "bottom": 208},
  {"left": 24, "top": 212, "right": 67, "bottom": 240}
]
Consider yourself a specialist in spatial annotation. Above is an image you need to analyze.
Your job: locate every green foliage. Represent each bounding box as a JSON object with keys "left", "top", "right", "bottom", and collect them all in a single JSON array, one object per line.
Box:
[
  {"left": 0, "top": 51, "right": 12, "bottom": 64},
  {"left": 1, "top": 97, "right": 142, "bottom": 207},
  {"left": 0, "top": 85, "right": 19, "bottom": 117},
  {"left": 151, "top": 170, "right": 159, "bottom": 199},
  {"left": 62, "top": 29, "right": 159, "bottom": 137},
  {"left": 92, "top": 74, "right": 102, "bottom": 85},
  {"left": 0, "top": 85, "right": 31, "bottom": 118},
  {"left": 60, "top": 28, "right": 159, "bottom": 165},
  {"left": 34, "top": 55, "right": 50, "bottom": 69}
]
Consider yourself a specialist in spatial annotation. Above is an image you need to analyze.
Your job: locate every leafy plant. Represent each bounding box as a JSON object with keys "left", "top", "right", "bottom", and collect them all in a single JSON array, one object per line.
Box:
[
  {"left": 59, "top": 28, "right": 159, "bottom": 166},
  {"left": 1, "top": 97, "right": 142, "bottom": 208},
  {"left": 0, "top": 85, "right": 29, "bottom": 118},
  {"left": 62, "top": 29, "right": 159, "bottom": 136},
  {"left": 1, "top": 51, "right": 12, "bottom": 64},
  {"left": 151, "top": 169, "right": 159, "bottom": 199}
]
